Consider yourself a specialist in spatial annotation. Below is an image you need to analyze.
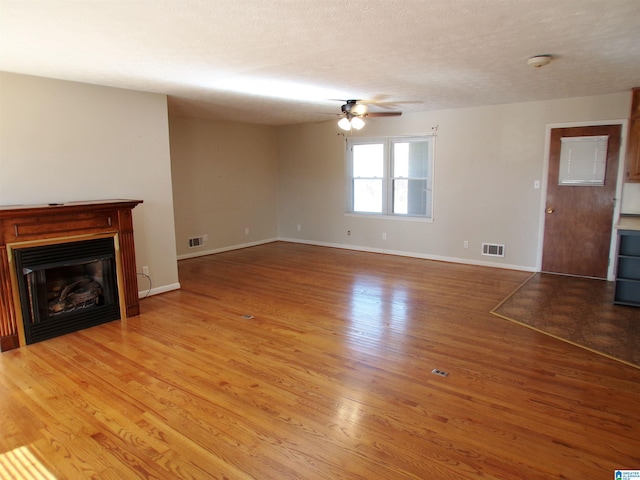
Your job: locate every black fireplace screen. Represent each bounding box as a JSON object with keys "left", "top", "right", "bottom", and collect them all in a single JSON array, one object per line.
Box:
[{"left": 14, "top": 237, "right": 121, "bottom": 344}]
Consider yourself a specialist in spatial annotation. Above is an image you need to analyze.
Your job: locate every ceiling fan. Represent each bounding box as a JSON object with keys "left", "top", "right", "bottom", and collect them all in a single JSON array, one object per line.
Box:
[{"left": 336, "top": 99, "right": 402, "bottom": 131}]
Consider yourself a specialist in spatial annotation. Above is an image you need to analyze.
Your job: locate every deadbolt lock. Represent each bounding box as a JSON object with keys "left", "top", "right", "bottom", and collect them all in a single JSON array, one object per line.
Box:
[{"left": 545, "top": 207, "right": 555, "bottom": 214}]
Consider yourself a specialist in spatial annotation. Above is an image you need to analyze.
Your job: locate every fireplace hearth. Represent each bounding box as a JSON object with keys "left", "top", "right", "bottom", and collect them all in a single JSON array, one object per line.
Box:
[{"left": 0, "top": 200, "right": 142, "bottom": 351}]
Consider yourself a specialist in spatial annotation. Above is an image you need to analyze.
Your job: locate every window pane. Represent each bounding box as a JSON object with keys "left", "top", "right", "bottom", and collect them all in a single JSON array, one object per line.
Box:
[
  {"left": 354, "top": 179, "right": 382, "bottom": 213},
  {"left": 393, "top": 141, "right": 428, "bottom": 177},
  {"left": 394, "top": 179, "right": 428, "bottom": 215},
  {"left": 393, "top": 179, "right": 408, "bottom": 214},
  {"left": 353, "top": 144, "right": 384, "bottom": 177},
  {"left": 393, "top": 143, "right": 409, "bottom": 177}
]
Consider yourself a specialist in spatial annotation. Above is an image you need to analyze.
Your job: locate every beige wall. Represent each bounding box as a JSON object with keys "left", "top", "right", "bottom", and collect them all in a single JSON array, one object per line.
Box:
[
  {"left": 3, "top": 71, "right": 636, "bottom": 283},
  {"left": 277, "top": 93, "right": 636, "bottom": 270},
  {"left": 169, "top": 116, "right": 278, "bottom": 258},
  {"left": 0, "top": 72, "right": 179, "bottom": 295}
]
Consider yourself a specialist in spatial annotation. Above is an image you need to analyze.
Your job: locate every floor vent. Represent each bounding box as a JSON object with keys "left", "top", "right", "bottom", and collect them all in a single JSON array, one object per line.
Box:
[
  {"left": 188, "top": 236, "right": 204, "bottom": 248},
  {"left": 482, "top": 243, "right": 505, "bottom": 257}
]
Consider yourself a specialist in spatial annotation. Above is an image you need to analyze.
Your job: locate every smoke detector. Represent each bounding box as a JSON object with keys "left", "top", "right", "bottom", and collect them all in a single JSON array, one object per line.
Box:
[{"left": 527, "top": 55, "right": 553, "bottom": 68}]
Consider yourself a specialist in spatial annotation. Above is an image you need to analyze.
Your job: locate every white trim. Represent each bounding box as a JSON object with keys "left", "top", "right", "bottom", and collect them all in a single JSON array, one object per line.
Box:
[
  {"left": 344, "top": 212, "right": 434, "bottom": 223},
  {"left": 175, "top": 236, "right": 534, "bottom": 272},
  {"left": 144, "top": 236, "right": 538, "bottom": 300},
  {"left": 538, "top": 119, "right": 628, "bottom": 281},
  {"left": 278, "top": 237, "right": 534, "bottom": 272},
  {"left": 176, "top": 237, "right": 279, "bottom": 260},
  {"left": 346, "top": 134, "right": 435, "bottom": 219},
  {"left": 139, "top": 282, "right": 181, "bottom": 298}
]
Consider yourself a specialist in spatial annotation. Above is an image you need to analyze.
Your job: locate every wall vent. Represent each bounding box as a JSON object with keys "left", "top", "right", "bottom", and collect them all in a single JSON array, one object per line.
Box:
[
  {"left": 188, "top": 236, "right": 204, "bottom": 248},
  {"left": 482, "top": 243, "right": 505, "bottom": 257}
]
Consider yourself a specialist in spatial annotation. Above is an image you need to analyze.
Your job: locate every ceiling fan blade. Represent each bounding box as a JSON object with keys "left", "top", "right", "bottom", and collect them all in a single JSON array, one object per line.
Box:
[
  {"left": 366, "top": 111, "right": 402, "bottom": 117},
  {"left": 331, "top": 98, "right": 403, "bottom": 119},
  {"left": 358, "top": 96, "right": 422, "bottom": 109},
  {"left": 357, "top": 94, "right": 393, "bottom": 104}
]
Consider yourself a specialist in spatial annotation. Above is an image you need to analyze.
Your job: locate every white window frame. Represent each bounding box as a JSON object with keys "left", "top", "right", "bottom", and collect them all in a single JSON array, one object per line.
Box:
[{"left": 346, "top": 134, "right": 435, "bottom": 220}]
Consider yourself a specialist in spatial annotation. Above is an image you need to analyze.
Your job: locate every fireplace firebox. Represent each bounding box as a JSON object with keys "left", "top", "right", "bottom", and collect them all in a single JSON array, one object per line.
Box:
[{"left": 14, "top": 237, "right": 121, "bottom": 344}]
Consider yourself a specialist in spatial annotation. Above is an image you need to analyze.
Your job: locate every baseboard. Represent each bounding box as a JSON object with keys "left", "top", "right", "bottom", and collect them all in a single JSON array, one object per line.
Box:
[
  {"left": 278, "top": 237, "right": 535, "bottom": 272},
  {"left": 175, "top": 236, "right": 534, "bottom": 272},
  {"left": 138, "top": 282, "right": 181, "bottom": 299},
  {"left": 176, "top": 238, "right": 279, "bottom": 260}
]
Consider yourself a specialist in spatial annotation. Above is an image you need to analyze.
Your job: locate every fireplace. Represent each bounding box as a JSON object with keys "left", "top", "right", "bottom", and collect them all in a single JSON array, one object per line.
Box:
[
  {"left": 14, "top": 237, "right": 121, "bottom": 344},
  {"left": 0, "top": 200, "right": 142, "bottom": 351}
]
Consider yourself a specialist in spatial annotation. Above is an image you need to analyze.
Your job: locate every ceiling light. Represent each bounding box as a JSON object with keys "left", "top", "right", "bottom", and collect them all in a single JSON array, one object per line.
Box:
[
  {"left": 351, "top": 103, "right": 368, "bottom": 115},
  {"left": 351, "top": 117, "right": 365, "bottom": 130},
  {"left": 527, "top": 54, "right": 552, "bottom": 68},
  {"left": 338, "top": 117, "right": 352, "bottom": 130},
  {"left": 338, "top": 116, "right": 366, "bottom": 131}
]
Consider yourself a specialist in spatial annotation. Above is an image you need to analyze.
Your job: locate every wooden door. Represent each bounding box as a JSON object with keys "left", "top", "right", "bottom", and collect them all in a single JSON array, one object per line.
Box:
[{"left": 541, "top": 125, "right": 621, "bottom": 278}]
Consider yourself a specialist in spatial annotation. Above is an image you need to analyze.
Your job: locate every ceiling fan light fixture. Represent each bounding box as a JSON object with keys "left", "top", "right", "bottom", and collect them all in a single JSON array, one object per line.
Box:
[
  {"left": 351, "top": 116, "right": 365, "bottom": 130},
  {"left": 352, "top": 103, "right": 367, "bottom": 115},
  {"left": 338, "top": 117, "right": 352, "bottom": 130},
  {"left": 338, "top": 116, "right": 366, "bottom": 131}
]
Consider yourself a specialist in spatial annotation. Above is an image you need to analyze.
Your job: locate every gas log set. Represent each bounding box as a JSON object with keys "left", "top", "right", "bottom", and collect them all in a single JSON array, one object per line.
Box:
[{"left": 49, "top": 278, "right": 103, "bottom": 315}]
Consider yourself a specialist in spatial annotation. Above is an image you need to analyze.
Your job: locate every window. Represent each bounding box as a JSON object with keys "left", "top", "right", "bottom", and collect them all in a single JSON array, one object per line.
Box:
[{"left": 346, "top": 135, "right": 434, "bottom": 218}]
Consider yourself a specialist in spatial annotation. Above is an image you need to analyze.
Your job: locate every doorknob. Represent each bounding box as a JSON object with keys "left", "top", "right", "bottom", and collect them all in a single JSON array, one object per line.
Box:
[{"left": 546, "top": 207, "right": 555, "bottom": 214}]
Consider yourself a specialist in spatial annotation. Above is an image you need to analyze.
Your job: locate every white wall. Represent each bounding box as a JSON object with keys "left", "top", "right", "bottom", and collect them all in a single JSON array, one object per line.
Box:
[
  {"left": 0, "top": 72, "right": 179, "bottom": 296},
  {"left": 169, "top": 116, "right": 279, "bottom": 258},
  {"left": 277, "top": 92, "right": 634, "bottom": 270}
]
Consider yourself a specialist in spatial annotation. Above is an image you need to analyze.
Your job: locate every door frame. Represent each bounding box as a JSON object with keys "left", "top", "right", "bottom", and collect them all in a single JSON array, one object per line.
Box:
[{"left": 536, "top": 119, "right": 629, "bottom": 281}]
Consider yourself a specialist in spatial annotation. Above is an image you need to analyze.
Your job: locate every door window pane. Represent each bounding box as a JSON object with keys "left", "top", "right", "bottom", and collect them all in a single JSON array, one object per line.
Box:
[{"left": 558, "top": 135, "right": 608, "bottom": 186}]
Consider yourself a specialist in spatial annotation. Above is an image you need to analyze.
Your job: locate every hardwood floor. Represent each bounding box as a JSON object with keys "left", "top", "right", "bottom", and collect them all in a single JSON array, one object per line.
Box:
[{"left": 1, "top": 241, "right": 638, "bottom": 479}]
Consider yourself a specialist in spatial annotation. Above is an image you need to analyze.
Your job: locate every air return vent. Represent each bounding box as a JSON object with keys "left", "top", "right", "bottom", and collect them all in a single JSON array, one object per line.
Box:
[
  {"left": 482, "top": 243, "right": 505, "bottom": 257},
  {"left": 188, "top": 236, "right": 204, "bottom": 248}
]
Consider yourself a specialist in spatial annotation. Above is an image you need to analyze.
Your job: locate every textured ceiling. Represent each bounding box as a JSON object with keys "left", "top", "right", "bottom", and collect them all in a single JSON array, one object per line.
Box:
[{"left": 1, "top": 0, "right": 639, "bottom": 125}]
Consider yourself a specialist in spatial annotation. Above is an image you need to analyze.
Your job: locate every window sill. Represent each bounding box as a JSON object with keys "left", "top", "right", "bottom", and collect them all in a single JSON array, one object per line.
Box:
[{"left": 344, "top": 213, "right": 434, "bottom": 223}]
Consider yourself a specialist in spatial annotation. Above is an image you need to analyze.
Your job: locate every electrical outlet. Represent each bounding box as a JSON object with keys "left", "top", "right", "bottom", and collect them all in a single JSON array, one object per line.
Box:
[
  {"left": 203, "top": 234, "right": 208, "bottom": 241},
  {"left": 382, "top": 232, "right": 387, "bottom": 240},
  {"left": 464, "top": 240, "right": 469, "bottom": 249},
  {"left": 142, "top": 266, "right": 149, "bottom": 276},
  {"left": 297, "top": 224, "right": 301, "bottom": 232},
  {"left": 245, "top": 228, "right": 250, "bottom": 235}
]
